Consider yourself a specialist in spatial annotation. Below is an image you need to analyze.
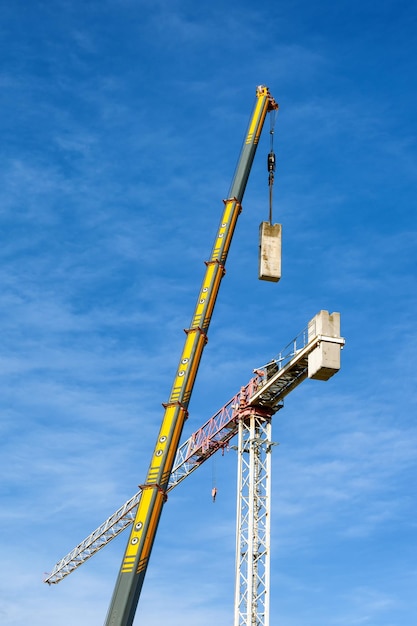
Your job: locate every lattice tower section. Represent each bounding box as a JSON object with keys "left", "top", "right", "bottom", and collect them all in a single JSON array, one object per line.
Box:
[{"left": 234, "top": 410, "right": 274, "bottom": 626}]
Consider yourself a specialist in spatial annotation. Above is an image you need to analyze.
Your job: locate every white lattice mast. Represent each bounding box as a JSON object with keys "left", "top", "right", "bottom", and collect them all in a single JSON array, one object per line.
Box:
[{"left": 234, "top": 405, "right": 274, "bottom": 626}]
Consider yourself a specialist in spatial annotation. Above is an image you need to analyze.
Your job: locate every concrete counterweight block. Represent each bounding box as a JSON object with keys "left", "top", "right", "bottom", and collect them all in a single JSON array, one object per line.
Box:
[
  {"left": 308, "top": 311, "right": 342, "bottom": 381},
  {"left": 258, "top": 221, "right": 282, "bottom": 282}
]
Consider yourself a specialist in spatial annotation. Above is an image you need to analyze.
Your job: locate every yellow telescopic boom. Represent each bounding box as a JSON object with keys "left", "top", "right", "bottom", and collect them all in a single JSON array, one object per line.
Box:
[{"left": 104, "top": 86, "right": 278, "bottom": 626}]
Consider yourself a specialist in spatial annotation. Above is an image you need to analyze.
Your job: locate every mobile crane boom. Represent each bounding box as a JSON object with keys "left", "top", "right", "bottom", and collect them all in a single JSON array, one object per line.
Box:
[{"left": 104, "top": 86, "right": 278, "bottom": 626}]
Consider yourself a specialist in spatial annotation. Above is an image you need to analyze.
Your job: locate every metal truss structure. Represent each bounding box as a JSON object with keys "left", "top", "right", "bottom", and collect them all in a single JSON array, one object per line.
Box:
[{"left": 234, "top": 411, "right": 274, "bottom": 626}]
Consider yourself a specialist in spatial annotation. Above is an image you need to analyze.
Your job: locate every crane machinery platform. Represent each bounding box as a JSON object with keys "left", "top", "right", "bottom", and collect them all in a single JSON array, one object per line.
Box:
[{"left": 45, "top": 86, "right": 345, "bottom": 626}]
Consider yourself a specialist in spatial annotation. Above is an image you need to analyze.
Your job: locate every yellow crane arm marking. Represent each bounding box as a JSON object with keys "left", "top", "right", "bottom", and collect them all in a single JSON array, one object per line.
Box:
[
  {"left": 246, "top": 95, "right": 269, "bottom": 145},
  {"left": 169, "top": 330, "right": 206, "bottom": 404}
]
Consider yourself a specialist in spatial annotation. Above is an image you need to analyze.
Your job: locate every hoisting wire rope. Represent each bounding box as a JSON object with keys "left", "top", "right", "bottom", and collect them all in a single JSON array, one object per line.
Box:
[{"left": 267, "top": 109, "right": 277, "bottom": 225}]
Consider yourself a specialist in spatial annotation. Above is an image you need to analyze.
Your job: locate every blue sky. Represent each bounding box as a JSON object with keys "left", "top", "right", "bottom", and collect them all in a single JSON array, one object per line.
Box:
[{"left": 1, "top": 1, "right": 417, "bottom": 624}]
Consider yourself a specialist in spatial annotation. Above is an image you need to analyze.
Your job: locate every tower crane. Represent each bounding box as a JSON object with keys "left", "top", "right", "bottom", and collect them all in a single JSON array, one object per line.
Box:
[
  {"left": 45, "top": 312, "right": 344, "bottom": 625},
  {"left": 45, "top": 86, "right": 344, "bottom": 626}
]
